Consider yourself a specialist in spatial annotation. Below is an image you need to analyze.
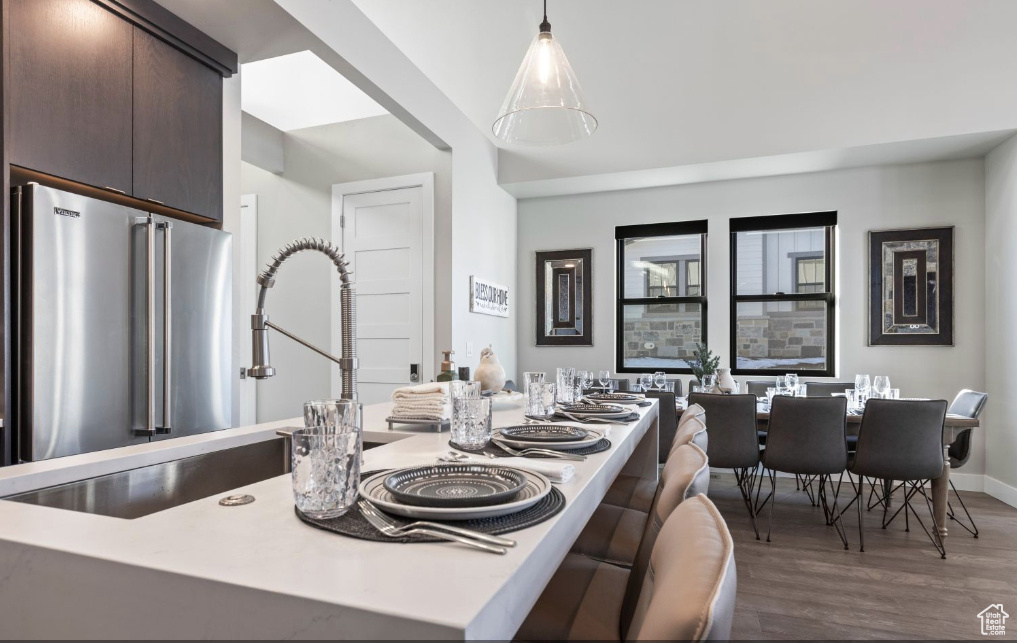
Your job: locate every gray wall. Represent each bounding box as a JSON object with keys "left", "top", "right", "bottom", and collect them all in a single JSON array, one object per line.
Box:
[
  {"left": 517, "top": 159, "right": 988, "bottom": 482},
  {"left": 985, "top": 133, "right": 1017, "bottom": 503},
  {"left": 242, "top": 114, "right": 452, "bottom": 422}
]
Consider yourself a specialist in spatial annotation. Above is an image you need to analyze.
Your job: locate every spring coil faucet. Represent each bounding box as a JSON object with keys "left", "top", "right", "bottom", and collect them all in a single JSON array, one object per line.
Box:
[{"left": 248, "top": 237, "right": 358, "bottom": 401}]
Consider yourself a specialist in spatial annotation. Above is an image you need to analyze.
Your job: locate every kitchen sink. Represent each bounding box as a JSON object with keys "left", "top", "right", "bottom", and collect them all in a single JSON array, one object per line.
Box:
[{"left": 5, "top": 436, "right": 390, "bottom": 519}]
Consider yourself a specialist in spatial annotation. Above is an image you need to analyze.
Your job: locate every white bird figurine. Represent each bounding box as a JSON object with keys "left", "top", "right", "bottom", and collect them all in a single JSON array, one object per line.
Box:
[{"left": 475, "top": 345, "right": 507, "bottom": 393}]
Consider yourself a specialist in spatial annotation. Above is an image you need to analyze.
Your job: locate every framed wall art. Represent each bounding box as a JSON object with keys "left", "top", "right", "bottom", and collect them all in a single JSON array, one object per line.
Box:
[
  {"left": 868, "top": 226, "right": 953, "bottom": 346},
  {"left": 536, "top": 249, "right": 592, "bottom": 346}
]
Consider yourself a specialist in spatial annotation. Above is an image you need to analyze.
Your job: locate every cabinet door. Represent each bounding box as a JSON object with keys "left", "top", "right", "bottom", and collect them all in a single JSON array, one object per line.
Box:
[
  {"left": 7, "top": 0, "right": 133, "bottom": 192},
  {"left": 133, "top": 28, "right": 223, "bottom": 221}
]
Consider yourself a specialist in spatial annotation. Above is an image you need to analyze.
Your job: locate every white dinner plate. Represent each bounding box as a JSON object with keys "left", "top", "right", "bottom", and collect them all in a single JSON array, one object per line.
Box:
[
  {"left": 494, "top": 428, "right": 605, "bottom": 450},
  {"left": 359, "top": 468, "right": 552, "bottom": 520}
]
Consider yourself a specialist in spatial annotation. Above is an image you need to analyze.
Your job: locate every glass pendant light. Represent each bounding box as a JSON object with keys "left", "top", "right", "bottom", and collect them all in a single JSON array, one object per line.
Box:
[{"left": 493, "top": 0, "right": 597, "bottom": 146}]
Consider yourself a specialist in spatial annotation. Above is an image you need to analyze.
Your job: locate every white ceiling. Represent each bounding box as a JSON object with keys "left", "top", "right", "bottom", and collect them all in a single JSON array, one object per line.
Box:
[
  {"left": 352, "top": 0, "right": 1017, "bottom": 190},
  {"left": 241, "top": 50, "right": 388, "bottom": 131}
]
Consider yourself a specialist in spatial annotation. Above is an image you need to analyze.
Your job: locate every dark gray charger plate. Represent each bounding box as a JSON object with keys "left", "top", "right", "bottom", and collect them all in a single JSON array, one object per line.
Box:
[
  {"left": 296, "top": 470, "right": 566, "bottom": 543},
  {"left": 449, "top": 437, "right": 612, "bottom": 458}
]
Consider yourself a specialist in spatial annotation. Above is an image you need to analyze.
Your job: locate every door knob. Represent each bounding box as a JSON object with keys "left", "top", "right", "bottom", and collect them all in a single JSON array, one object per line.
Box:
[{"left": 410, "top": 364, "right": 420, "bottom": 383}]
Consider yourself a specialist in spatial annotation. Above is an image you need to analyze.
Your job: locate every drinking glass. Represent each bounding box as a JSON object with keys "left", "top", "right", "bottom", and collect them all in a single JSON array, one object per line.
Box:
[
  {"left": 845, "top": 390, "right": 857, "bottom": 411},
  {"left": 451, "top": 397, "right": 492, "bottom": 449},
  {"left": 662, "top": 380, "right": 675, "bottom": 393},
  {"left": 797, "top": 384, "right": 808, "bottom": 397},
  {"left": 785, "top": 373, "right": 799, "bottom": 394},
  {"left": 526, "top": 382, "right": 556, "bottom": 417},
  {"left": 653, "top": 371, "right": 667, "bottom": 391},
  {"left": 775, "top": 376, "right": 787, "bottom": 394},
  {"left": 577, "top": 370, "right": 593, "bottom": 397},
  {"left": 702, "top": 373, "right": 717, "bottom": 391},
  {"left": 639, "top": 373, "right": 653, "bottom": 392},
  {"left": 598, "top": 370, "right": 612, "bottom": 390},
  {"left": 765, "top": 387, "right": 777, "bottom": 409},
  {"left": 855, "top": 374, "right": 871, "bottom": 403},
  {"left": 292, "top": 424, "right": 360, "bottom": 519},
  {"left": 888, "top": 388, "right": 900, "bottom": 400},
  {"left": 522, "top": 372, "right": 545, "bottom": 401},
  {"left": 872, "top": 376, "right": 890, "bottom": 399},
  {"left": 450, "top": 380, "right": 481, "bottom": 399},
  {"left": 556, "top": 367, "right": 576, "bottom": 404},
  {"left": 304, "top": 399, "right": 360, "bottom": 431}
]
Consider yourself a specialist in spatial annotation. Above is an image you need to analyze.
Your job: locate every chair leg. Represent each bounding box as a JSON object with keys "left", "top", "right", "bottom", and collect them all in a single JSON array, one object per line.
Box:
[
  {"left": 765, "top": 469, "right": 777, "bottom": 543},
  {"left": 822, "top": 474, "right": 850, "bottom": 550},
  {"left": 856, "top": 481, "right": 865, "bottom": 553},
  {"left": 910, "top": 481, "right": 948, "bottom": 559},
  {"left": 734, "top": 468, "right": 761, "bottom": 540},
  {"left": 947, "top": 479, "right": 979, "bottom": 538}
]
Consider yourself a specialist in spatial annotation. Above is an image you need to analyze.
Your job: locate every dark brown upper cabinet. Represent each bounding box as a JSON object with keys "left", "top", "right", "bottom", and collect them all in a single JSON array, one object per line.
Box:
[
  {"left": 7, "top": 0, "right": 134, "bottom": 194},
  {"left": 132, "top": 29, "right": 223, "bottom": 221}
]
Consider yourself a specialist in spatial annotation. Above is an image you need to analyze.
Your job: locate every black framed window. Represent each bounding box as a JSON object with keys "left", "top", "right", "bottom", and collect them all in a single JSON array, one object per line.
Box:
[
  {"left": 616, "top": 221, "right": 708, "bottom": 374},
  {"left": 730, "top": 212, "right": 836, "bottom": 376}
]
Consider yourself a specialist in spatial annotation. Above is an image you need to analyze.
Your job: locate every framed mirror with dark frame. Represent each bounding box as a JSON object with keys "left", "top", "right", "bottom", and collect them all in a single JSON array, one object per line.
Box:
[
  {"left": 536, "top": 249, "right": 593, "bottom": 346},
  {"left": 868, "top": 226, "right": 954, "bottom": 346}
]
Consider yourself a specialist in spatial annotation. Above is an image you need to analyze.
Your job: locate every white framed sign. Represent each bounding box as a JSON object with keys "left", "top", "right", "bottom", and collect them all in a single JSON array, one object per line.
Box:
[{"left": 470, "top": 276, "right": 510, "bottom": 317}]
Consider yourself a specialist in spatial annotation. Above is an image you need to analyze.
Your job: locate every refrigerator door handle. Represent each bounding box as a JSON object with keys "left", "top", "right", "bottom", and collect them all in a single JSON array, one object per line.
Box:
[
  {"left": 134, "top": 216, "right": 157, "bottom": 437},
  {"left": 157, "top": 222, "right": 173, "bottom": 434}
]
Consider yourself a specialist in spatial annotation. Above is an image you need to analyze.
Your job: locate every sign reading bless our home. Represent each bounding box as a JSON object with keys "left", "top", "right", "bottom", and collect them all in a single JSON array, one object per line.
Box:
[{"left": 470, "top": 276, "right": 510, "bottom": 317}]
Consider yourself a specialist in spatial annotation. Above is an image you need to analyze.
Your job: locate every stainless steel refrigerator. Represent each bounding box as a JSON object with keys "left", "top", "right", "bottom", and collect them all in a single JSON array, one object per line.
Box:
[{"left": 14, "top": 184, "right": 232, "bottom": 461}]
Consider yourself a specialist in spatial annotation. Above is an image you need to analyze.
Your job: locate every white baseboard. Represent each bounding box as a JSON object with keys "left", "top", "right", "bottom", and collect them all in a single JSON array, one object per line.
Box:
[{"left": 984, "top": 476, "right": 1017, "bottom": 509}]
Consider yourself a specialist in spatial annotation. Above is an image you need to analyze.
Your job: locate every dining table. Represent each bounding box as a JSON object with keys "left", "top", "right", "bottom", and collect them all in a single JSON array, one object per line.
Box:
[{"left": 754, "top": 409, "right": 980, "bottom": 537}]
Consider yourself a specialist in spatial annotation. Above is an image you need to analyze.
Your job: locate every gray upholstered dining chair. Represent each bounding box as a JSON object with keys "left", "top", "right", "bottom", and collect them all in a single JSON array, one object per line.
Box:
[
  {"left": 603, "top": 404, "right": 706, "bottom": 514},
  {"left": 848, "top": 399, "right": 949, "bottom": 558},
  {"left": 945, "top": 389, "right": 988, "bottom": 537},
  {"left": 516, "top": 494, "right": 736, "bottom": 642},
  {"left": 644, "top": 391, "right": 677, "bottom": 464},
  {"left": 570, "top": 443, "right": 709, "bottom": 567},
  {"left": 760, "top": 396, "right": 849, "bottom": 548},
  {"left": 689, "top": 392, "right": 762, "bottom": 539},
  {"left": 804, "top": 381, "right": 855, "bottom": 397},
  {"left": 744, "top": 380, "right": 773, "bottom": 397}
]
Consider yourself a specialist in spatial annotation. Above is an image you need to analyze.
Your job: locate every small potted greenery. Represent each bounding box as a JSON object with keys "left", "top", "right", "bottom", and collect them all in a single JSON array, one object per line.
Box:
[{"left": 688, "top": 343, "right": 721, "bottom": 391}]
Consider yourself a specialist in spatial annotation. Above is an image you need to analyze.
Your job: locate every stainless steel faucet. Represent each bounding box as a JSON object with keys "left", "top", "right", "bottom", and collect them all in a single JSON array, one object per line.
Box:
[{"left": 248, "top": 237, "right": 357, "bottom": 400}]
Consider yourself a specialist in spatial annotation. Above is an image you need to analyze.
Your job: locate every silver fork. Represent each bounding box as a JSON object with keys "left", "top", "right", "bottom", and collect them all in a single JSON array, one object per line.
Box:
[
  {"left": 360, "top": 500, "right": 516, "bottom": 548},
  {"left": 490, "top": 438, "right": 587, "bottom": 461},
  {"left": 557, "top": 410, "right": 621, "bottom": 425},
  {"left": 358, "top": 501, "right": 507, "bottom": 555}
]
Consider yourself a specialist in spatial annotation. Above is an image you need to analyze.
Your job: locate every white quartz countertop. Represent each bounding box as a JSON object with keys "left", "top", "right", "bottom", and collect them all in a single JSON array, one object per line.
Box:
[{"left": 0, "top": 400, "right": 659, "bottom": 639}]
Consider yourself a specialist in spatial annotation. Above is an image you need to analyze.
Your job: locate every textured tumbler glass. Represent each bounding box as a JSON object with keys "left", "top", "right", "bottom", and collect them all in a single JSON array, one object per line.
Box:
[
  {"left": 292, "top": 424, "right": 360, "bottom": 519},
  {"left": 556, "top": 367, "right": 576, "bottom": 404},
  {"left": 304, "top": 399, "right": 359, "bottom": 430},
  {"left": 526, "top": 382, "right": 556, "bottom": 417},
  {"left": 452, "top": 397, "right": 492, "bottom": 449},
  {"left": 523, "top": 372, "right": 546, "bottom": 402}
]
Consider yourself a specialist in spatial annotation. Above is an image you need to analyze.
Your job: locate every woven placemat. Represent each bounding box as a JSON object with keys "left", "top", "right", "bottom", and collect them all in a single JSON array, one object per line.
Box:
[
  {"left": 296, "top": 470, "right": 566, "bottom": 542},
  {"left": 449, "top": 437, "right": 611, "bottom": 458}
]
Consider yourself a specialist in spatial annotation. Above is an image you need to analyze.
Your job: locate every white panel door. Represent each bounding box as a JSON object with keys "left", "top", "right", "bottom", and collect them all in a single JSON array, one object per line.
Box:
[{"left": 343, "top": 187, "right": 424, "bottom": 405}]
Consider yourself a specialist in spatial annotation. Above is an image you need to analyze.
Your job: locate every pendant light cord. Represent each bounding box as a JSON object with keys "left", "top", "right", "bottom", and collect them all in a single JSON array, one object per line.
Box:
[{"left": 540, "top": 0, "right": 551, "bottom": 33}]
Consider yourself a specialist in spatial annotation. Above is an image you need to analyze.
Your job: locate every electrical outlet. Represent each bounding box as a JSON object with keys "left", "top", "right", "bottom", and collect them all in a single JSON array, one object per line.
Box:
[{"left": 466, "top": 341, "right": 474, "bottom": 358}]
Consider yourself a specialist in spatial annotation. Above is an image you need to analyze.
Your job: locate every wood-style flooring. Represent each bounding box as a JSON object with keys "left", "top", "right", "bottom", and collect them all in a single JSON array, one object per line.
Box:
[{"left": 708, "top": 475, "right": 1017, "bottom": 640}]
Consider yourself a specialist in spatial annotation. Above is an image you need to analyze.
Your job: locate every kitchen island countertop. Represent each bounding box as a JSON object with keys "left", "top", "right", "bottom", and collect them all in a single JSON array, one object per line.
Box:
[{"left": 0, "top": 400, "right": 659, "bottom": 639}]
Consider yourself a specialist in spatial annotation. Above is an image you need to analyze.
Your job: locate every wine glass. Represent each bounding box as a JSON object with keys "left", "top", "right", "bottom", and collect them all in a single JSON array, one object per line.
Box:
[
  {"left": 639, "top": 373, "right": 653, "bottom": 392},
  {"left": 598, "top": 370, "right": 612, "bottom": 391},
  {"left": 775, "top": 376, "right": 787, "bottom": 395},
  {"left": 653, "top": 371, "right": 667, "bottom": 391},
  {"left": 785, "top": 373, "right": 799, "bottom": 395},
  {"left": 855, "top": 374, "right": 871, "bottom": 403},
  {"left": 872, "top": 376, "right": 890, "bottom": 399}
]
